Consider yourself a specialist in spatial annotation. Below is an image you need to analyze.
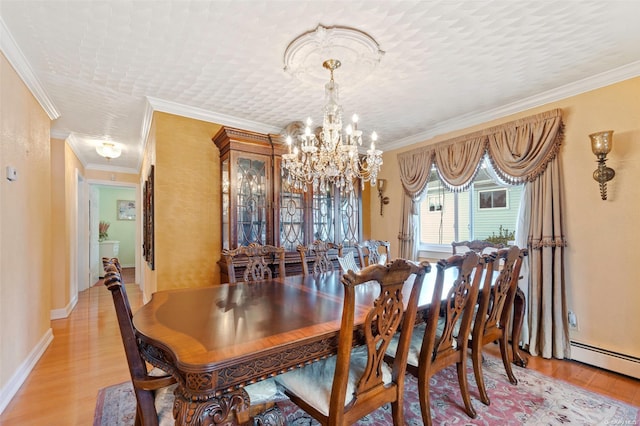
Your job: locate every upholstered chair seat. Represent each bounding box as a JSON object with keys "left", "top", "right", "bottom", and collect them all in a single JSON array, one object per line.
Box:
[
  {"left": 275, "top": 259, "right": 431, "bottom": 425},
  {"left": 337, "top": 251, "right": 360, "bottom": 273},
  {"left": 387, "top": 319, "right": 465, "bottom": 369},
  {"left": 276, "top": 346, "right": 392, "bottom": 416}
]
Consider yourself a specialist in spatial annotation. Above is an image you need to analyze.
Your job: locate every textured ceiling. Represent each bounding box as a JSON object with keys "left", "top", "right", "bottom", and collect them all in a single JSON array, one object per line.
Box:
[{"left": 1, "top": 1, "right": 640, "bottom": 173}]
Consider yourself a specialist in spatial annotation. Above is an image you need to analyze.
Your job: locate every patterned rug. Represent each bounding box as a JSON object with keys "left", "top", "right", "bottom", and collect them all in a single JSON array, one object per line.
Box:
[{"left": 94, "top": 356, "right": 639, "bottom": 425}]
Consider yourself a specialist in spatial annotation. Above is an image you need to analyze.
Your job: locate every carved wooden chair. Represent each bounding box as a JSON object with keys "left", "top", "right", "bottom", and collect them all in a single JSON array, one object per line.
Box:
[
  {"left": 102, "top": 256, "right": 122, "bottom": 274},
  {"left": 451, "top": 240, "right": 504, "bottom": 255},
  {"left": 103, "top": 265, "right": 177, "bottom": 426},
  {"left": 297, "top": 240, "right": 343, "bottom": 275},
  {"left": 471, "top": 246, "right": 527, "bottom": 406},
  {"left": 356, "top": 239, "right": 391, "bottom": 267},
  {"left": 222, "top": 243, "right": 286, "bottom": 283},
  {"left": 386, "top": 251, "right": 483, "bottom": 425},
  {"left": 276, "top": 259, "right": 431, "bottom": 425},
  {"left": 102, "top": 257, "right": 135, "bottom": 319},
  {"left": 104, "top": 263, "right": 286, "bottom": 426}
]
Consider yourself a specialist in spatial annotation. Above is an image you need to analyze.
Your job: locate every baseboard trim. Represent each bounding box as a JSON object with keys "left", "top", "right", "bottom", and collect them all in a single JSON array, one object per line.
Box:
[
  {"left": 50, "top": 293, "right": 78, "bottom": 320},
  {"left": 0, "top": 328, "right": 54, "bottom": 415},
  {"left": 570, "top": 341, "right": 640, "bottom": 379}
]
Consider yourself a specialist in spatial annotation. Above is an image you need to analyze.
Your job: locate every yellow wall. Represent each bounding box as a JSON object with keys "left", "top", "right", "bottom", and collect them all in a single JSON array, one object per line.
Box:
[
  {"left": 371, "top": 76, "right": 640, "bottom": 358},
  {"left": 150, "top": 112, "right": 222, "bottom": 292},
  {"left": 0, "top": 53, "right": 52, "bottom": 388},
  {"left": 361, "top": 184, "right": 372, "bottom": 240},
  {"left": 50, "top": 138, "right": 68, "bottom": 311}
]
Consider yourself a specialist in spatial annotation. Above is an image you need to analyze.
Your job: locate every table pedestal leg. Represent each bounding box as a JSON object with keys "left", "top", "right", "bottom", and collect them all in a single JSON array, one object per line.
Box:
[
  {"left": 512, "top": 287, "right": 528, "bottom": 367},
  {"left": 173, "top": 387, "right": 250, "bottom": 426},
  {"left": 254, "top": 406, "right": 285, "bottom": 426}
]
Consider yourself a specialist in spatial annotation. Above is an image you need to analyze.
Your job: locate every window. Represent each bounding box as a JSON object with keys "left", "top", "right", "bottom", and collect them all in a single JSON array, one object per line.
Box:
[
  {"left": 479, "top": 189, "right": 507, "bottom": 209},
  {"left": 427, "top": 195, "right": 443, "bottom": 212},
  {"left": 419, "top": 163, "right": 522, "bottom": 248}
]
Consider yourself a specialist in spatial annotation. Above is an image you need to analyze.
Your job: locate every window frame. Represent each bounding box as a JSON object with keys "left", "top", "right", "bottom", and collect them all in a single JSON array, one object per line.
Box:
[{"left": 478, "top": 188, "right": 509, "bottom": 210}]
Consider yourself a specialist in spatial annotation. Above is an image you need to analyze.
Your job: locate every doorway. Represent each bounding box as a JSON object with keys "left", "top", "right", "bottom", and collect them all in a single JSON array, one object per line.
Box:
[{"left": 85, "top": 180, "right": 140, "bottom": 288}]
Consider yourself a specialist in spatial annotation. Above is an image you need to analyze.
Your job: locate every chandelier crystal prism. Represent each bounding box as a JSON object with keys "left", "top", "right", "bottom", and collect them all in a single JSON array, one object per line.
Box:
[{"left": 282, "top": 59, "right": 383, "bottom": 193}]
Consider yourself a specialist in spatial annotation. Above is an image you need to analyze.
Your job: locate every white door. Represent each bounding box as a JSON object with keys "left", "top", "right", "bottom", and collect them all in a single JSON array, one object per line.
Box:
[
  {"left": 89, "top": 185, "right": 100, "bottom": 283},
  {"left": 76, "top": 172, "right": 91, "bottom": 292}
]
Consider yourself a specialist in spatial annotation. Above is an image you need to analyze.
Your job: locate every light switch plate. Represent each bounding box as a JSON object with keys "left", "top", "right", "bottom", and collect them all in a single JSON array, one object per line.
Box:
[{"left": 6, "top": 166, "right": 17, "bottom": 181}]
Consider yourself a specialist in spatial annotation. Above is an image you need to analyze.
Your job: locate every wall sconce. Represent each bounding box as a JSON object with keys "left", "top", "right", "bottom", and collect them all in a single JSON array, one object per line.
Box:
[
  {"left": 589, "top": 130, "right": 615, "bottom": 200},
  {"left": 377, "top": 179, "right": 389, "bottom": 216},
  {"left": 96, "top": 142, "right": 122, "bottom": 160}
]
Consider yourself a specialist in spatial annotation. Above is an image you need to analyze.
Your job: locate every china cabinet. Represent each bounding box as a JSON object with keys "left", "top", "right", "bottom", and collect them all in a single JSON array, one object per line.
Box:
[{"left": 213, "top": 126, "right": 363, "bottom": 281}]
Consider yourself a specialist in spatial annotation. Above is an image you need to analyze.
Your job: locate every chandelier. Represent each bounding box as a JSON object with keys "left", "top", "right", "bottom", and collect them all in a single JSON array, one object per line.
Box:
[{"left": 281, "top": 59, "right": 383, "bottom": 193}]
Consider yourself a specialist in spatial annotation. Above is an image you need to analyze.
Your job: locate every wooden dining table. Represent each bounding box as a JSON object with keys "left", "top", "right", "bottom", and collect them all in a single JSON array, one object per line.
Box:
[{"left": 133, "top": 268, "right": 527, "bottom": 426}]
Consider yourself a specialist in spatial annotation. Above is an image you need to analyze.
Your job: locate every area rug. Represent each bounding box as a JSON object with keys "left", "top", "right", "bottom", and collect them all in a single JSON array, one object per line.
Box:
[{"left": 94, "top": 356, "right": 639, "bottom": 425}]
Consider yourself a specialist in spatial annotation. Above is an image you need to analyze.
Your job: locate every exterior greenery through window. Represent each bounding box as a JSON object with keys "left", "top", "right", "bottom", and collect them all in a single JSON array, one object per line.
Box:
[{"left": 419, "top": 163, "right": 522, "bottom": 248}]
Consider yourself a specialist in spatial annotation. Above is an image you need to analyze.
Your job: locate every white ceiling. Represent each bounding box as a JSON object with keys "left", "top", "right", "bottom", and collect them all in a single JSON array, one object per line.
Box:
[{"left": 1, "top": 1, "right": 640, "bottom": 174}]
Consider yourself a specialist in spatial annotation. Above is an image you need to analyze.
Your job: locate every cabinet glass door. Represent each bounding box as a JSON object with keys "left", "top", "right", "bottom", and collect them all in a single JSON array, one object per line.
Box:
[
  {"left": 236, "top": 156, "right": 267, "bottom": 246},
  {"left": 279, "top": 181, "right": 305, "bottom": 251},
  {"left": 340, "top": 189, "right": 360, "bottom": 247},
  {"left": 313, "top": 187, "right": 335, "bottom": 242},
  {"left": 222, "top": 159, "right": 230, "bottom": 249}
]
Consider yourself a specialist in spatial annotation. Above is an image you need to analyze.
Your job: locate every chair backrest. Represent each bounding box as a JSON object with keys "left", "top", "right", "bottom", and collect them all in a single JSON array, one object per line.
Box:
[
  {"left": 102, "top": 256, "right": 122, "bottom": 274},
  {"left": 451, "top": 240, "right": 504, "bottom": 254},
  {"left": 356, "top": 240, "right": 391, "bottom": 267},
  {"left": 222, "top": 243, "right": 286, "bottom": 283},
  {"left": 297, "top": 240, "right": 342, "bottom": 275},
  {"left": 332, "top": 258, "right": 431, "bottom": 421},
  {"left": 337, "top": 251, "right": 360, "bottom": 273},
  {"left": 103, "top": 269, "right": 167, "bottom": 426},
  {"left": 102, "top": 257, "right": 132, "bottom": 319},
  {"left": 475, "top": 246, "right": 527, "bottom": 339},
  {"left": 420, "top": 252, "right": 483, "bottom": 366}
]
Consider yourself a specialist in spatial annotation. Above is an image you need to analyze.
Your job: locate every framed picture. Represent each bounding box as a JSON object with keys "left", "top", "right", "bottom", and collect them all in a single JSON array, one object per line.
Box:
[
  {"left": 117, "top": 200, "right": 136, "bottom": 220},
  {"left": 143, "top": 166, "right": 155, "bottom": 270}
]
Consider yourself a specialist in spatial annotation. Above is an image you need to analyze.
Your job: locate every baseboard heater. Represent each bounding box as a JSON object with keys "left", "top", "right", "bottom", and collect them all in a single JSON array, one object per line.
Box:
[{"left": 570, "top": 341, "right": 640, "bottom": 379}]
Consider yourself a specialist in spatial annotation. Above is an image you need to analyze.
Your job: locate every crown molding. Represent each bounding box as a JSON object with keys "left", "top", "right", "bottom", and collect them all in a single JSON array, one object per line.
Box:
[
  {"left": 146, "top": 96, "right": 283, "bottom": 135},
  {"left": 65, "top": 133, "right": 88, "bottom": 168},
  {"left": 0, "top": 16, "right": 60, "bottom": 120},
  {"left": 385, "top": 60, "right": 640, "bottom": 151},
  {"left": 50, "top": 129, "right": 70, "bottom": 140}
]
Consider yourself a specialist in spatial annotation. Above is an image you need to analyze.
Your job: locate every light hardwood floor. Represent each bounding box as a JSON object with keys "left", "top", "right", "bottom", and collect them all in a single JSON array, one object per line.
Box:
[{"left": 1, "top": 283, "right": 638, "bottom": 425}]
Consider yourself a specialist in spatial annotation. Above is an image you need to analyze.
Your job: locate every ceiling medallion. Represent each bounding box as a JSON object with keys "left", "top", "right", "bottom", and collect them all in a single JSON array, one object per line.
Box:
[{"left": 283, "top": 24, "right": 385, "bottom": 88}]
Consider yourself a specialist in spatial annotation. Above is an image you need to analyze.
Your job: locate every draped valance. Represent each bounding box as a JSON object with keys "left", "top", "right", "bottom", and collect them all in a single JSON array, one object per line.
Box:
[{"left": 397, "top": 108, "right": 564, "bottom": 193}]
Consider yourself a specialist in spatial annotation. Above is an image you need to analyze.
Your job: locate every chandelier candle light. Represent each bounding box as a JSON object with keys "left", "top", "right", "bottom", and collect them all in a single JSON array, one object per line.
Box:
[{"left": 282, "top": 59, "right": 383, "bottom": 193}]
